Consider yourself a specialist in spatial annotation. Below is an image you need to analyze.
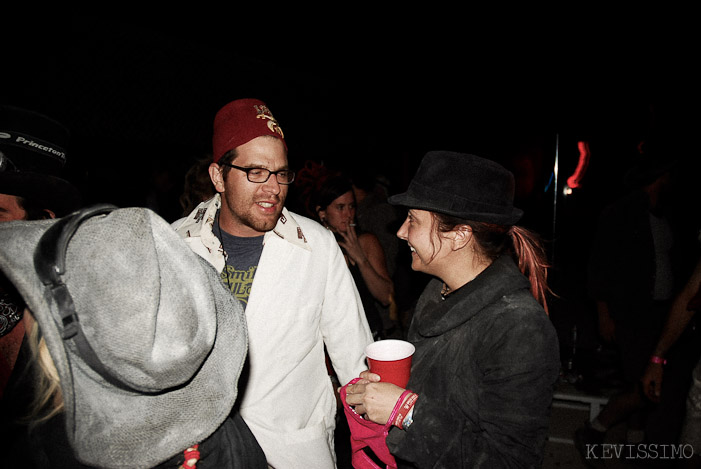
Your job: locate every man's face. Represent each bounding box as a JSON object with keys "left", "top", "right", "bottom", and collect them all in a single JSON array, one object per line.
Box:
[
  {"left": 0, "top": 193, "right": 27, "bottom": 221},
  {"left": 211, "top": 136, "right": 289, "bottom": 237}
]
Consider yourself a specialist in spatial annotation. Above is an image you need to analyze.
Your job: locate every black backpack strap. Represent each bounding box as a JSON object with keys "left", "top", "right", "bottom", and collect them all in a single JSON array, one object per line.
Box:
[{"left": 33, "top": 204, "right": 137, "bottom": 391}]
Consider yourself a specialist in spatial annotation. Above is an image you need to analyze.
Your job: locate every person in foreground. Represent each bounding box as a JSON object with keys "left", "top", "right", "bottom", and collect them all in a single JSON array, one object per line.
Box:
[
  {"left": 0, "top": 205, "right": 266, "bottom": 468},
  {"left": 172, "top": 98, "right": 373, "bottom": 468},
  {"left": 345, "top": 151, "right": 561, "bottom": 468}
]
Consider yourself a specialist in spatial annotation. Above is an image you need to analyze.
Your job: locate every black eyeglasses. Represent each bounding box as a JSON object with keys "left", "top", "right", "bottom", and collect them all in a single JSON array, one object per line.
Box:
[{"left": 221, "top": 163, "right": 296, "bottom": 185}]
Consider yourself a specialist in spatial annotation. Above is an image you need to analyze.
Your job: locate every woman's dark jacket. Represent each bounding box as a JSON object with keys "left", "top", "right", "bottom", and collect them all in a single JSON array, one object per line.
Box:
[{"left": 386, "top": 255, "right": 560, "bottom": 468}]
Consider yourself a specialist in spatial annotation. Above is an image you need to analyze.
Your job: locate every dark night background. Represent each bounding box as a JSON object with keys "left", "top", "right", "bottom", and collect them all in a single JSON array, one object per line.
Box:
[{"left": 3, "top": 12, "right": 700, "bottom": 348}]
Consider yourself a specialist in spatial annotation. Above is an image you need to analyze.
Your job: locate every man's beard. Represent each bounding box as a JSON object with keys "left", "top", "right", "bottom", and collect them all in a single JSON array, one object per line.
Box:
[{"left": 222, "top": 192, "right": 285, "bottom": 235}]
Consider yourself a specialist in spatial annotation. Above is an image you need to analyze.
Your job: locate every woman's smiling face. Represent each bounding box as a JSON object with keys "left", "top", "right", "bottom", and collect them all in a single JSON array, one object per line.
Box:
[{"left": 396, "top": 209, "right": 452, "bottom": 276}]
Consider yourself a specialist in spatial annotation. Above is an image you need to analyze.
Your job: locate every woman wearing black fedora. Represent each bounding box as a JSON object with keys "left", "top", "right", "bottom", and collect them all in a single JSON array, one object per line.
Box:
[{"left": 344, "top": 151, "right": 560, "bottom": 468}]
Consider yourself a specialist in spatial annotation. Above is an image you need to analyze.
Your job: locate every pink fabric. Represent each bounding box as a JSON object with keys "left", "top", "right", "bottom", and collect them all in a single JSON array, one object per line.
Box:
[{"left": 340, "top": 378, "right": 410, "bottom": 469}]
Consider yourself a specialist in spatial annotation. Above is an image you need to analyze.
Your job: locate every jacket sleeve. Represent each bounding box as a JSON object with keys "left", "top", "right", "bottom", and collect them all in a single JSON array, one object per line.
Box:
[
  {"left": 464, "top": 309, "right": 560, "bottom": 468},
  {"left": 388, "top": 304, "right": 560, "bottom": 468},
  {"left": 317, "top": 228, "right": 374, "bottom": 386}
]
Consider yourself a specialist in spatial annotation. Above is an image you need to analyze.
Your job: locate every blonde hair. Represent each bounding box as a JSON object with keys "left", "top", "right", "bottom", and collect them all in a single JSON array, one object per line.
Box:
[{"left": 19, "top": 315, "right": 64, "bottom": 427}]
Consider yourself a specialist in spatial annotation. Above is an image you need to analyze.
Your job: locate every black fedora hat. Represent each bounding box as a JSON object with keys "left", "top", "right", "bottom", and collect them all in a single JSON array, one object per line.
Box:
[
  {"left": 0, "top": 105, "right": 81, "bottom": 217},
  {"left": 388, "top": 151, "right": 523, "bottom": 225}
]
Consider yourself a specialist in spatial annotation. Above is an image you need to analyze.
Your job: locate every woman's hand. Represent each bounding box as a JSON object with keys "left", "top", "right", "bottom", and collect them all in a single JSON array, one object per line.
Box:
[
  {"left": 336, "top": 223, "right": 366, "bottom": 267},
  {"left": 337, "top": 228, "right": 394, "bottom": 307},
  {"left": 344, "top": 371, "right": 405, "bottom": 425}
]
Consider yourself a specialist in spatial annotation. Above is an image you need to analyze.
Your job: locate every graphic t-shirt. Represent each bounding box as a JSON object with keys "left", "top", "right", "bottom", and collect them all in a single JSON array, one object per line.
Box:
[{"left": 215, "top": 220, "right": 264, "bottom": 309}]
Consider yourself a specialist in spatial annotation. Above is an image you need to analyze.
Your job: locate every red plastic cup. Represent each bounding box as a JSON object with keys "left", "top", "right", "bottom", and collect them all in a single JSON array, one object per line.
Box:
[{"left": 365, "top": 339, "right": 415, "bottom": 388}]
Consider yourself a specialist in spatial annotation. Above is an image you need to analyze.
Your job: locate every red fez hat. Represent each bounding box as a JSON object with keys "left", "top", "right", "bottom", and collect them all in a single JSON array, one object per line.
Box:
[{"left": 212, "top": 98, "right": 286, "bottom": 163}]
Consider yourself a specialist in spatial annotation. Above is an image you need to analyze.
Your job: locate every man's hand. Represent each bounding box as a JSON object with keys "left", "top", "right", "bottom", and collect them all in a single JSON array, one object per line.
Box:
[{"left": 641, "top": 362, "right": 664, "bottom": 403}]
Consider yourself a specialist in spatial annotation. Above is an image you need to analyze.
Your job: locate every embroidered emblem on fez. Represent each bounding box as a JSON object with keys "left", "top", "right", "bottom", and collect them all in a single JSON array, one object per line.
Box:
[{"left": 254, "top": 104, "right": 284, "bottom": 139}]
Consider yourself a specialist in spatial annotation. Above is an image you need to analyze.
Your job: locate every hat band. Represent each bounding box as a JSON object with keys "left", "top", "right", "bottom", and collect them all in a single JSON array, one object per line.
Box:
[
  {"left": 0, "top": 130, "right": 66, "bottom": 164},
  {"left": 409, "top": 181, "right": 516, "bottom": 217},
  {"left": 34, "top": 204, "right": 139, "bottom": 391}
]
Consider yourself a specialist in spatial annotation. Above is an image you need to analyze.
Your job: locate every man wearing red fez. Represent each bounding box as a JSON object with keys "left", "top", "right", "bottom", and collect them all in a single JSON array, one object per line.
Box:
[{"left": 173, "top": 98, "right": 373, "bottom": 468}]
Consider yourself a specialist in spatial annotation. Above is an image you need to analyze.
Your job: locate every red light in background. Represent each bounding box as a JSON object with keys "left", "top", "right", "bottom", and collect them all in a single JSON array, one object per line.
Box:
[{"left": 566, "top": 141, "right": 590, "bottom": 189}]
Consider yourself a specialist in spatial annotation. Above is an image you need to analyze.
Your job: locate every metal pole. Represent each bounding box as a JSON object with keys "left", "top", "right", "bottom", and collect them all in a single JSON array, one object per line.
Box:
[{"left": 551, "top": 133, "right": 559, "bottom": 267}]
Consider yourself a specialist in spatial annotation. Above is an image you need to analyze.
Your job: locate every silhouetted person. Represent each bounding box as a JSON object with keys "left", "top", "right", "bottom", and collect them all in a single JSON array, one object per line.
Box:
[
  {"left": 577, "top": 140, "right": 698, "bottom": 461},
  {"left": 351, "top": 169, "right": 410, "bottom": 336},
  {"left": 0, "top": 104, "right": 82, "bottom": 399},
  {"left": 179, "top": 154, "right": 216, "bottom": 217}
]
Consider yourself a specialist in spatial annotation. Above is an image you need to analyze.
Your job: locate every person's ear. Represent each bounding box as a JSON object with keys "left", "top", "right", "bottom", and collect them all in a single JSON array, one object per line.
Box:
[
  {"left": 316, "top": 206, "right": 326, "bottom": 223},
  {"left": 43, "top": 209, "right": 56, "bottom": 219},
  {"left": 451, "top": 225, "right": 472, "bottom": 250},
  {"left": 209, "top": 163, "right": 225, "bottom": 193}
]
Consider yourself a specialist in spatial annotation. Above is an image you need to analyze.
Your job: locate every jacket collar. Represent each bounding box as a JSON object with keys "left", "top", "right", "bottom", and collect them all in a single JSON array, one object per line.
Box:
[
  {"left": 181, "top": 194, "right": 311, "bottom": 252},
  {"left": 178, "top": 194, "right": 222, "bottom": 258},
  {"left": 414, "top": 255, "right": 531, "bottom": 337},
  {"left": 264, "top": 207, "right": 311, "bottom": 251}
]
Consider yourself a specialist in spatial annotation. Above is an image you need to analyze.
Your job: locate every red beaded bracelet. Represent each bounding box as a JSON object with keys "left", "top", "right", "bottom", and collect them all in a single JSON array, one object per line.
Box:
[
  {"left": 180, "top": 444, "right": 200, "bottom": 468},
  {"left": 650, "top": 356, "right": 667, "bottom": 365}
]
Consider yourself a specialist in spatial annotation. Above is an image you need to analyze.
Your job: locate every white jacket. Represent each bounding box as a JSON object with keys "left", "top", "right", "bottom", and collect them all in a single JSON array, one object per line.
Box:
[{"left": 172, "top": 195, "right": 373, "bottom": 468}]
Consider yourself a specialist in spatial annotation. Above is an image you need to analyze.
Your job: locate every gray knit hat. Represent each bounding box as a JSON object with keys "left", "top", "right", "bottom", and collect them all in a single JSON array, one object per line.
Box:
[{"left": 0, "top": 205, "right": 248, "bottom": 468}]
